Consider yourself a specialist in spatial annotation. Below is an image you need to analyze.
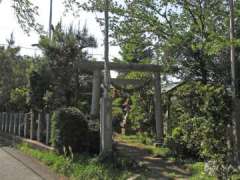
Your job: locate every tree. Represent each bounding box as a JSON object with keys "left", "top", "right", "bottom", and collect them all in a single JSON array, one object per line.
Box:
[
  {"left": 0, "top": 34, "right": 33, "bottom": 111},
  {"left": 0, "top": 0, "right": 43, "bottom": 33},
  {"left": 229, "top": 0, "right": 240, "bottom": 165},
  {"left": 67, "top": 0, "right": 233, "bottom": 84},
  {"left": 36, "top": 23, "right": 97, "bottom": 110},
  {"left": 118, "top": 32, "right": 154, "bottom": 64}
]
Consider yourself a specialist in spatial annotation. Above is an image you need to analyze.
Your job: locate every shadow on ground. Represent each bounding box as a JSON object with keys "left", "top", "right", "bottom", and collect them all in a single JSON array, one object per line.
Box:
[{"left": 115, "top": 141, "right": 191, "bottom": 180}]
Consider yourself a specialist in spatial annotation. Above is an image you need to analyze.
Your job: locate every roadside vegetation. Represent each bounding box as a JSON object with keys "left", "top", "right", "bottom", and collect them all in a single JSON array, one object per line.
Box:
[
  {"left": 18, "top": 141, "right": 213, "bottom": 180},
  {"left": 17, "top": 143, "right": 134, "bottom": 180}
]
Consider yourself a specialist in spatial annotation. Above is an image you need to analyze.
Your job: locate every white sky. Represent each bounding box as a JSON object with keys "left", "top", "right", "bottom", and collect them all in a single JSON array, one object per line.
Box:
[{"left": 0, "top": 0, "right": 120, "bottom": 61}]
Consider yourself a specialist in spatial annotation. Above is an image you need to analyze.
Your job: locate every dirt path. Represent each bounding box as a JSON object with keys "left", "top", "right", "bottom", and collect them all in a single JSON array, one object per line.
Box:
[{"left": 115, "top": 139, "right": 191, "bottom": 180}]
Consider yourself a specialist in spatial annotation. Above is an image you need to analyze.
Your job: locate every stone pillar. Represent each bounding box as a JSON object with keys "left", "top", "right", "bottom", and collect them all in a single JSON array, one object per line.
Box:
[
  {"left": 37, "top": 112, "right": 42, "bottom": 142},
  {"left": 153, "top": 72, "right": 164, "bottom": 145},
  {"left": 45, "top": 113, "right": 50, "bottom": 145},
  {"left": 100, "top": 97, "right": 112, "bottom": 154},
  {"left": 91, "top": 70, "right": 101, "bottom": 117}
]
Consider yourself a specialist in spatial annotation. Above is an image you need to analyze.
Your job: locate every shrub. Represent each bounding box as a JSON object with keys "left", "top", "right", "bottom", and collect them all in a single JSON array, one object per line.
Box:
[
  {"left": 10, "top": 87, "right": 29, "bottom": 111},
  {"left": 165, "top": 82, "right": 231, "bottom": 161},
  {"left": 51, "top": 107, "right": 99, "bottom": 154},
  {"left": 112, "top": 97, "right": 124, "bottom": 133},
  {"left": 128, "top": 93, "right": 153, "bottom": 134}
]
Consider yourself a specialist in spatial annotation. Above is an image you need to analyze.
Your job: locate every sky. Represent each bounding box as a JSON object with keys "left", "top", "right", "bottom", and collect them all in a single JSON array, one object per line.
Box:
[{"left": 0, "top": 0, "right": 120, "bottom": 61}]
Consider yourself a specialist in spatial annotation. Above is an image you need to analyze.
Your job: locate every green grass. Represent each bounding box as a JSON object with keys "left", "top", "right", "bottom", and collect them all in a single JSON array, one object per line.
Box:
[
  {"left": 18, "top": 136, "right": 240, "bottom": 180},
  {"left": 17, "top": 143, "right": 133, "bottom": 180},
  {"left": 116, "top": 134, "right": 170, "bottom": 157},
  {"left": 188, "top": 162, "right": 216, "bottom": 180}
]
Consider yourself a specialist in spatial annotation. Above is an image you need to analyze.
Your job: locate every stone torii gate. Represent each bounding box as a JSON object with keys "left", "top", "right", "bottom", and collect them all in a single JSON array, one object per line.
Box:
[{"left": 78, "top": 61, "right": 163, "bottom": 154}]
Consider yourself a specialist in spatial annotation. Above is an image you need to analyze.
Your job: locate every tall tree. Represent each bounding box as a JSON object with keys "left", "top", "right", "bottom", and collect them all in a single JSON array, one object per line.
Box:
[
  {"left": 229, "top": 0, "right": 240, "bottom": 165},
  {"left": 37, "top": 23, "right": 97, "bottom": 110},
  {"left": 66, "top": 0, "right": 231, "bottom": 83}
]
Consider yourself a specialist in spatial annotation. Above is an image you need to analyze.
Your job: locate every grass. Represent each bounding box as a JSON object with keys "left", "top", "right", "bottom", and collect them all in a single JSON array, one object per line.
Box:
[
  {"left": 17, "top": 143, "right": 134, "bottom": 180},
  {"left": 18, "top": 135, "right": 240, "bottom": 180},
  {"left": 188, "top": 162, "right": 215, "bottom": 180},
  {"left": 115, "top": 134, "right": 170, "bottom": 158}
]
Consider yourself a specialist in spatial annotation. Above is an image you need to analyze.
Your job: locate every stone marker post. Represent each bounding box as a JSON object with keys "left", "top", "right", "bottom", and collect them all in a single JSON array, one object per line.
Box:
[
  {"left": 153, "top": 72, "right": 164, "bottom": 145},
  {"left": 100, "top": 97, "right": 112, "bottom": 154},
  {"left": 91, "top": 70, "right": 101, "bottom": 117}
]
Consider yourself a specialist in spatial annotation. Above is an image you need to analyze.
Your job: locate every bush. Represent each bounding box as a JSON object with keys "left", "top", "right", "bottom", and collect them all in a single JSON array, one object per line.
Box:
[
  {"left": 10, "top": 87, "right": 29, "bottom": 111},
  {"left": 165, "top": 82, "right": 231, "bottom": 161},
  {"left": 51, "top": 107, "right": 99, "bottom": 154}
]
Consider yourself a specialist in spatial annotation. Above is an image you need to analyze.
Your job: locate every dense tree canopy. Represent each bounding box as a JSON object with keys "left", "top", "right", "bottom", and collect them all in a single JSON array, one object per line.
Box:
[
  {"left": 0, "top": 35, "right": 33, "bottom": 111},
  {"left": 65, "top": 0, "right": 240, "bottom": 86}
]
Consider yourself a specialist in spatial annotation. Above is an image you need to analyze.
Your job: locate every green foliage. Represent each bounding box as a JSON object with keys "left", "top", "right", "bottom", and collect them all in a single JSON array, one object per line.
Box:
[
  {"left": 29, "top": 60, "right": 51, "bottom": 111},
  {"left": 166, "top": 82, "right": 231, "bottom": 161},
  {"left": 10, "top": 87, "right": 29, "bottom": 111},
  {"left": 38, "top": 23, "right": 96, "bottom": 110},
  {"left": 119, "top": 33, "right": 154, "bottom": 63},
  {"left": 128, "top": 94, "right": 146, "bottom": 132},
  {"left": 0, "top": 37, "right": 33, "bottom": 111},
  {"left": 112, "top": 97, "right": 124, "bottom": 133},
  {"left": 74, "top": 0, "right": 239, "bottom": 85},
  {"left": 51, "top": 107, "right": 99, "bottom": 154},
  {"left": 188, "top": 162, "right": 215, "bottom": 180},
  {"left": 112, "top": 71, "right": 154, "bottom": 135},
  {"left": 128, "top": 92, "right": 153, "bottom": 134},
  {"left": 11, "top": 0, "right": 43, "bottom": 34},
  {"left": 18, "top": 143, "right": 132, "bottom": 180}
]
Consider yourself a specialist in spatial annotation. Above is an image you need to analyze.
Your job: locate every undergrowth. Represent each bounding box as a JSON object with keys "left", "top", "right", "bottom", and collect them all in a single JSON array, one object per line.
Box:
[{"left": 17, "top": 143, "right": 134, "bottom": 180}]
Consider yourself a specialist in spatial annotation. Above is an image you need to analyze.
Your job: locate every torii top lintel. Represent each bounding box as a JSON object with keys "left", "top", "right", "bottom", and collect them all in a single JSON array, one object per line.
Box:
[{"left": 78, "top": 61, "right": 161, "bottom": 72}]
